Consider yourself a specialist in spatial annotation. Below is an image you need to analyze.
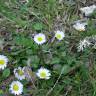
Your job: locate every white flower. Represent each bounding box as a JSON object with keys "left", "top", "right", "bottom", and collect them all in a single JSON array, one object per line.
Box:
[
  {"left": 14, "top": 67, "right": 25, "bottom": 80},
  {"left": 77, "top": 39, "right": 91, "bottom": 52},
  {"left": 80, "top": 5, "right": 96, "bottom": 16},
  {"left": 0, "top": 55, "right": 8, "bottom": 70},
  {"left": 73, "top": 22, "right": 87, "bottom": 31},
  {"left": 55, "top": 30, "right": 65, "bottom": 40},
  {"left": 36, "top": 67, "right": 51, "bottom": 79},
  {"left": 26, "top": 0, "right": 29, "bottom": 3},
  {"left": 9, "top": 81, "right": 23, "bottom": 95},
  {"left": 34, "top": 33, "right": 46, "bottom": 45}
]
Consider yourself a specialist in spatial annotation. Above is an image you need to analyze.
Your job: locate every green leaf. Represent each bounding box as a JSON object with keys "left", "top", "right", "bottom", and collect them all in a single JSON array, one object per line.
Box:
[
  {"left": 14, "top": 35, "right": 38, "bottom": 48},
  {"left": 24, "top": 56, "right": 40, "bottom": 68},
  {"left": 2, "top": 68, "right": 10, "bottom": 78},
  {"left": 51, "top": 57, "right": 60, "bottom": 64},
  {"left": 61, "top": 65, "right": 70, "bottom": 75},
  {"left": 0, "top": 94, "right": 3, "bottom": 96},
  {"left": 33, "top": 22, "right": 43, "bottom": 30},
  {"left": 53, "top": 65, "right": 70, "bottom": 74},
  {"left": 31, "top": 55, "right": 40, "bottom": 68},
  {"left": 0, "top": 90, "right": 3, "bottom": 96}
]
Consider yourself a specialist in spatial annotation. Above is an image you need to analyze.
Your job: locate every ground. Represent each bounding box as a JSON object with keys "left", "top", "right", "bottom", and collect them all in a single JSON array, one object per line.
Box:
[{"left": 0, "top": 0, "right": 96, "bottom": 96}]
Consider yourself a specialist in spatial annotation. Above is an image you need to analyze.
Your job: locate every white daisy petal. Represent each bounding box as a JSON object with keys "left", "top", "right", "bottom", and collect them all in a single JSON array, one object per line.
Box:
[
  {"left": 36, "top": 67, "right": 51, "bottom": 79},
  {"left": 14, "top": 67, "right": 25, "bottom": 80},
  {"left": 80, "top": 5, "right": 96, "bottom": 16},
  {"left": 77, "top": 39, "right": 91, "bottom": 52},
  {"left": 73, "top": 22, "right": 87, "bottom": 31},
  {"left": 9, "top": 81, "right": 23, "bottom": 95},
  {"left": 55, "top": 30, "right": 65, "bottom": 40},
  {"left": 0, "top": 55, "right": 8, "bottom": 70},
  {"left": 34, "top": 33, "right": 46, "bottom": 45}
]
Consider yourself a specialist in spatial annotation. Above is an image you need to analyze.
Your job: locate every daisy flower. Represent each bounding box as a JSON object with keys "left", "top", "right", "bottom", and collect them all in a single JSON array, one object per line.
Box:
[
  {"left": 14, "top": 67, "right": 25, "bottom": 80},
  {"left": 77, "top": 39, "right": 91, "bottom": 52},
  {"left": 73, "top": 22, "right": 87, "bottom": 31},
  {"left": 9, "top": 81, "right": 23, "bottom": 95},
  {"left": 36, "top": 67, "right": 51, "bottom": 79},
  {"left": 55, "top": 30, "right": 65, "bottom": 40},
  {"left": 80, "top": 5, "right": 96, "bottom": 16},
  {"left": 34, "top": 33, "right": 46, "bottom": 45},
  {"left": 0, "top": 55, "right": 8, "bottom": 70}
]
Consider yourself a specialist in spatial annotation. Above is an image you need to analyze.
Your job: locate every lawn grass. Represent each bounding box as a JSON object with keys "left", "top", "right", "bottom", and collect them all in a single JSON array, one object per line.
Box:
[{"left": 0, "top": 0, "right": 96, "bottom": 96}]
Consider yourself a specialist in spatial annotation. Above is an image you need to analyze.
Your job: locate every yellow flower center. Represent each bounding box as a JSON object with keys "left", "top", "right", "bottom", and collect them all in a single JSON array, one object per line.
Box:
[
  {"left": 18, "top": 70, "right": 24, "bottom": 76},
  {"left": 37, "top": 37, "right": 43, "bottom": 42},
  {"left": 40, "top": 71, "right": 46, "bottom": 78},
  {"left": 56, "top": 34, "right": 62, "bottom": 39},
  {"left": 79, "top": 29, "right": 85, "bottom": 31},
  {"left": 0, "top": 59, "right": 5, "bottom": 65},
  {"left": 13, "top": 84, "right": 19, "bottom": 91}
]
